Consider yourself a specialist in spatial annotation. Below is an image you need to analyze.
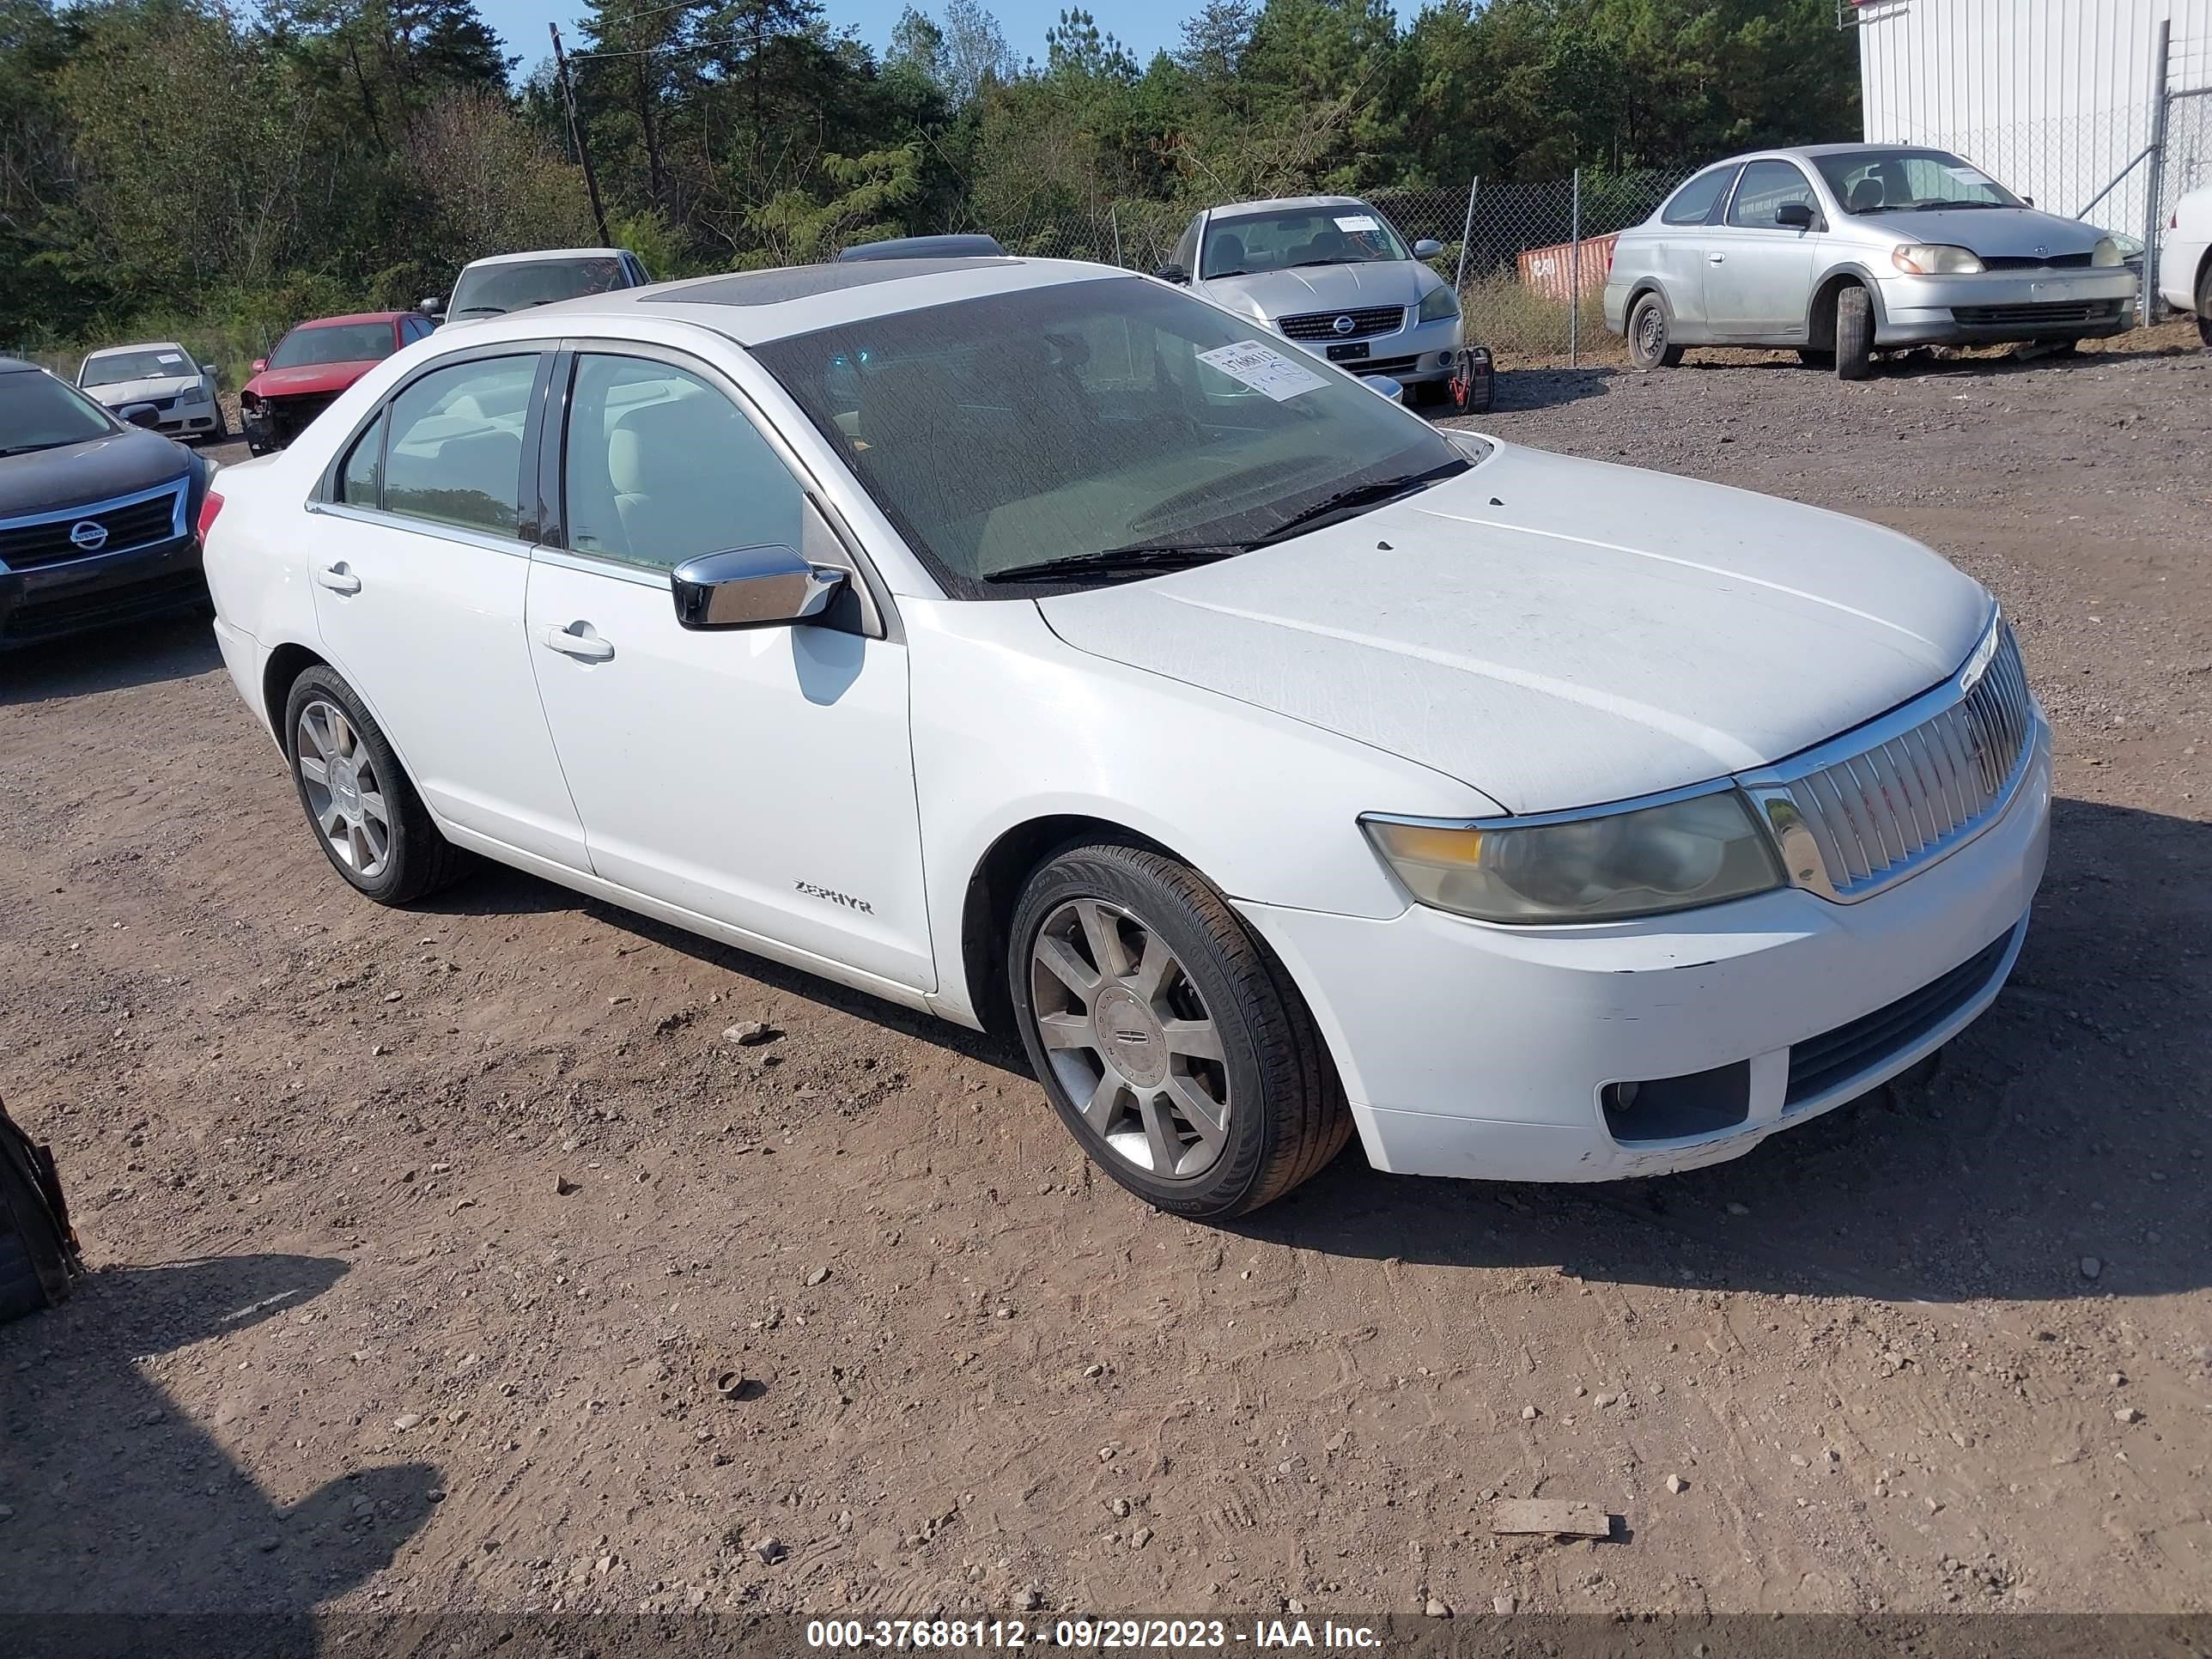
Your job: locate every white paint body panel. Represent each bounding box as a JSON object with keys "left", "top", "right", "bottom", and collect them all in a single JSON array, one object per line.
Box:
[
  {"left": 1041, "top": 442, "right": 1990, "bottom": 814},
  {"left": 200, "top": 267, "right": 2051, "bottom": 1186},
  {"left": 2161, "top": 183, "right": 2212, "bottom": 309}
]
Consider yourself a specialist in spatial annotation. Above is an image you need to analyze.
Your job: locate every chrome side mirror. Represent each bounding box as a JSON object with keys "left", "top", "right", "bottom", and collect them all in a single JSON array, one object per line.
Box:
[
  {"left": 118, "top": 402, "right": 162, "bottom": 429},
  {"left": 1363, "top": 374, "right": 1405, "bottom": 404},
  {"left": 671, "top": 544, "right": 847, "bottom": 630},
  {"left": 1413, "top": 238, "right": 1443, "bottom": 259}
]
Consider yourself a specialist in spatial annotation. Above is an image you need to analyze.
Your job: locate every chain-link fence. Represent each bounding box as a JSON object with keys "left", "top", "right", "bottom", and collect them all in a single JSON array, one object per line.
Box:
[{"left": 981, "top": 167, "right": 1691, "bottom": 364}]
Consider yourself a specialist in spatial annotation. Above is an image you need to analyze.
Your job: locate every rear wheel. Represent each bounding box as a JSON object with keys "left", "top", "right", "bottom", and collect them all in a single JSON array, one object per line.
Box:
[
  {"left": 1008, "top": 842, "right": 1350, "bottom": 1218},
  {"left": 1626, "top": 294, "right": 1681, "bottom": 371},
  {"left": 2197, "top": 265, "right": 2211, "bottom": 349},
  {"left": 283, "top": 665, "right": 471, "bottom": 906},
  {"left": 1834, "top": 285, "right": 1874, "bottom": 380}
]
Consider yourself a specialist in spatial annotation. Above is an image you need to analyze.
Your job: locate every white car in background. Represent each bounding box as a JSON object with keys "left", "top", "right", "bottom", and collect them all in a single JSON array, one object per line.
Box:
[
  {"left": 1160, "top": 196, "right": 1476, "bottom": 408},
  {"left": 2160, "top": 184, "right": 2212, "bottom": 347},
  {"left": 76, "top": 342, "right": 225, "bottom": 440},
  {"left": 199, "top": 257, "right": 2049, "bottom": 1218},
  {"left": 422, "top": 247, "right": 653, "bottom": 325}
]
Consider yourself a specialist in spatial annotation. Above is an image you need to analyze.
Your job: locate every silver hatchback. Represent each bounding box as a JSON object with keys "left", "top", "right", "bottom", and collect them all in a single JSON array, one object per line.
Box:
[{"left": 1603, "top": 143, "right": 2136, "bottom": 379}]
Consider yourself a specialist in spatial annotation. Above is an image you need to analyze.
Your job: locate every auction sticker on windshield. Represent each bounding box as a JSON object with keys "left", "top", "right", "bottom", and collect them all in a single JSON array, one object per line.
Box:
[
  {"left": 1334, "top": 215, "right": 1380, "bottom": 232},
  {"left": 1198, "top": 340, "right": 1328, "bottom": 401}
]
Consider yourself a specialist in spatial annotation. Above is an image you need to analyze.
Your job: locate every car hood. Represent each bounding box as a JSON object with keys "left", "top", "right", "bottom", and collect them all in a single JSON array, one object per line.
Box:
[
  {"left": 245, "top": 361, "right": 380, "bottom": 399},
  {"left": 1859, "top": 204, "right": 2111, "bottom": 259},
  {"left": 0, "top": 428, "right": 190, "bottom": 520},
  {"left": 1197, "top": 260, "right": 1438, "bottom": 321},
  {"left": 1037, "top": 443, "right": 1991, "bottom": 815},
  {"left": 86, "top": 375, "right": 202, "bottom": 405}
]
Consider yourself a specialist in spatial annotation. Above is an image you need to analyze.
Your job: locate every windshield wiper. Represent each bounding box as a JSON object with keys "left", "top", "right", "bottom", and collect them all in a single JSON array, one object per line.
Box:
[
  {"left": 1289, "top": 258, "right": 1358, "bottom": 269},
  {"left": 1910, "top": 199, "right": 2005, "bottom": 210},
  {"left": 1249, "top": 459, "right": 1469, "bottom": 544},
  {"left": 0, "top": 440, "right": 74, "bottom": 459},
  {"left": 983, "top": 544, "right": 1242, "bottom": 584}
]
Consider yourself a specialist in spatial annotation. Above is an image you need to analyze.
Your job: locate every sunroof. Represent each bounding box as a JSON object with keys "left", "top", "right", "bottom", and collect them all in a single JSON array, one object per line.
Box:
[{"left": 662, "top": 259, "right": 1019, "bottom": 307}]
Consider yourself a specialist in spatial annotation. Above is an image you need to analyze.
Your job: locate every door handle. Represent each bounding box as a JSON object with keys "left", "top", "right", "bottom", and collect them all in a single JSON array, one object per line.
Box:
[
  {"left": 313, "top": 562, "right": 362, "bottom": 595},
  {"left": 542, "top": 623, "right": 614, "bottom": 663},
  {"left": 1707, "top": 252, "right": 1727, "bottom": 264}
]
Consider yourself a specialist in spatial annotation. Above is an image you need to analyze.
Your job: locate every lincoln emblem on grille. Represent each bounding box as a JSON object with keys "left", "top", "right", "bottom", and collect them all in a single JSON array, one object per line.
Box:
[
  {"left": 1333, "top": 314, "right": 1356, "bottom": 334},
  {"left": 69, "top": 520, "right": 108, "bottom": 552}
]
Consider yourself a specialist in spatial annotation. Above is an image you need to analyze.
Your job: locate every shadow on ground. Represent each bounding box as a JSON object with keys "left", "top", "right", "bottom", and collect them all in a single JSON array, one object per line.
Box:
[
  {"left": 0, "top": 615, "right": 221, "bottom": 707},
  {"left": 0, "top": 1254, "right": 439, "bottom": 1628}
]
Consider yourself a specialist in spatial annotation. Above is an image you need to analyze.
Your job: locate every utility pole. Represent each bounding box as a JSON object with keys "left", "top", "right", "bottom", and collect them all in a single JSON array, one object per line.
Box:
[
  {"left": 550, "top": 21, "right": 614, "bottom": 248},
  {"left": 2142, "top": 18, "right": 2171, "bottom": 324}
]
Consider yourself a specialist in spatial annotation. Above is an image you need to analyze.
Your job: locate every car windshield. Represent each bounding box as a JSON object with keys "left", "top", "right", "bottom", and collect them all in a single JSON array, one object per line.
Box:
[
  {"left": 752, "top": 276, "right": 1474, "bottom": 597},
  {"left": 449, "top": 257, "right": 626, "bottom": 318},
  {"left": 1200, "top": 207, "right": 1410, "bottom": 278},
  {"left": 81, "top": 348, "right": 193, "bottom": 387},
  {"left": 269, "top": 322, "right": 398, "bottom": 369},
  {"left": 1813, "top": 148, "right": 2027, "bottom": 214},
  {"left": 0, "top": 369, "right": 117, "bottom": 457}
]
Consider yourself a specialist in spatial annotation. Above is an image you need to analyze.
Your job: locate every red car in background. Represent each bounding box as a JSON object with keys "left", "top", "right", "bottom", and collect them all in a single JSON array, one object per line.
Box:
[{"left": 240, "top": 311, "right": 434, "bottom": 455}]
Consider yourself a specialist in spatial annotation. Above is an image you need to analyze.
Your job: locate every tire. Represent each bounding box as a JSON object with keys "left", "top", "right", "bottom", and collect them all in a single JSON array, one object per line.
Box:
[
  {"left": 1007, "top": 842, "right": 1351, "bottom": 1218},
  {"left": 1626, "top": 294, "right": 1681, "bottom": 371},
  {"left": 2196, "top": 264, "right": 2211, "bottom": 349},
  {"left": 282, "top": 665, "right": 471, "bottom": 906},
  {"left": 1834, "top": 285, "right": 1874, "bottom": 380},
  {"left": 1796, "top": 348, "right": 1835, "bottom": 368}
]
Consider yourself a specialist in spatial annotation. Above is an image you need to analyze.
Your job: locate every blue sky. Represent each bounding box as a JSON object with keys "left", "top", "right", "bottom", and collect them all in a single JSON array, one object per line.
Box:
[{"left": 478, "top": 0, "right": 1198, "bottom": 79}]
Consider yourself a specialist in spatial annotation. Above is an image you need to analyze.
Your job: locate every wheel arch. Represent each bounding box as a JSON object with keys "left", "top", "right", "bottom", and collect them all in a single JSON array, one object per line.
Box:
[
  {"left": 957, "top": 813, "right": 1196, "bottom": 1038},
  {"left": 261, "top": 641, "right": 328, "bottom": 744},
  {"left": 1807, "top": 264, "right": 1887, "bottom": 348}
]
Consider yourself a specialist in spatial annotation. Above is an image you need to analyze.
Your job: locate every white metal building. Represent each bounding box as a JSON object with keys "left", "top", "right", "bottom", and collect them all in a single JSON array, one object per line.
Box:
[{"left": 1853, "top": 0, "right": 2212, "bottom": 252}]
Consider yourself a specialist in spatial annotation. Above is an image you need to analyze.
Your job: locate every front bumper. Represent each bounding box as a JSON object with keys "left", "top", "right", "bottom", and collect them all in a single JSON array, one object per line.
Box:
[
  {"left": 0, "top": 532, "right": 207, "bottom": 650},
  {"left": 157, "top": 398, "right": 221, "bottom": 438},
  {"left": 240, "top": 392, "right": 337, "bottom": 451},
  {"left": 1875, "top": 267, "right": 2137, "bottom": 344},
  {"left": 1238, "top": 725, "right": 2051, "bottom": 1182},
  {"left": 1277, "top": 313, "right": 1466, "bottom": 383}
]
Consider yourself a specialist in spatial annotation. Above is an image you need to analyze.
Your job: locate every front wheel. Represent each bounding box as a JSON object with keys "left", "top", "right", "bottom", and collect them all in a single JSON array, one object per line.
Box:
[
  {"left": 283, "top": 665, "right": 471, "bottom": 905},
  {"left": 1834, "top": 285, "right": 1874, "bottom": 380},
  {"left": 1626, "top": 295, "right": 1682, "bottom": 371},
  {"left": 2198, "top": 265, "right": 2212, "bottom": 349},
  {"left": 1008, "top": 843, "right": 1351, "bottom": 1218}
]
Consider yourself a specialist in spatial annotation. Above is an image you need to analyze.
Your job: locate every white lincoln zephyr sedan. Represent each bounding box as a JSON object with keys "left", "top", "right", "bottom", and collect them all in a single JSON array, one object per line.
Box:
[{"left": 200, "top": 256, "right": 2050, "bottom": 1218}]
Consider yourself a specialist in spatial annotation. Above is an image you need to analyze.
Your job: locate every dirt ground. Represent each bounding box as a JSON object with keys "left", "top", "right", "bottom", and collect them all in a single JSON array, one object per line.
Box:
[{"left": 3, "top": 325, "right": 2209, "bottom": 1627}]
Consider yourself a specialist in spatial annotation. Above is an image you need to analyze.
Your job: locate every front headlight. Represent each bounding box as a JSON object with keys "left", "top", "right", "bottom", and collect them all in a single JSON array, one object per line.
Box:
[
  {"left": 1891, "top": 242, "right": 1985, "bottom": 276},
  {"left": 1362, "top": 789, "right": 1784, "bottom": 924},
  {"left": 2091, "top": 236, "right": 2123, "bottom": 267},
  {"left": 1417, "top": 285, "right": 1462, "bottom": 324}
]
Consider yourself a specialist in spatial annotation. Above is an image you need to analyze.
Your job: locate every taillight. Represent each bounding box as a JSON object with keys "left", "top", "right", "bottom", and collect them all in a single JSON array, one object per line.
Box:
[{"left": 197, "top": 491, "right": 225, "bottom": 541}]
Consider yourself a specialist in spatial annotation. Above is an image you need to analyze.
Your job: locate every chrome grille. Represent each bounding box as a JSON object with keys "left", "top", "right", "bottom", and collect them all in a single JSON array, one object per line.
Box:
[
  {"left": 1278, "top": 306, "right": 1405, "bottom": 343},
  {"left": 1748, "top": 622, "right": 2036, "bottom": 901}
]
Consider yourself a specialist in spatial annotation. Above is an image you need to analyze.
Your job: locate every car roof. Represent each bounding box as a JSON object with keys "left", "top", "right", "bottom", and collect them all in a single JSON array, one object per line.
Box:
[
  {"left": 461, "top": 248, "right": 626, "bottom": 270},
  {"left": 295, "top": 311, "right": 410, "bottom": 328},
  {"left": 1209, "top": 194, "right": 1370, "bottom": 216},
  {"left": 511, "top": 256, "right": 1127, "bottom": 346},
  {"left": 82, "top": 340, "right": 188, "bottom": 358}
]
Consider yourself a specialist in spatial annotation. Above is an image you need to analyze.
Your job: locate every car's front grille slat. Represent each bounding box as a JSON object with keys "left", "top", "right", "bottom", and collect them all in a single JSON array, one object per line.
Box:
[
  {"left": 1278, "top": 305, "right": 1406, "bottom": 343},
  {"left": 1952, "top": 301, "right": 2121, "bottom": 327},
  {"left": 1760, "top": 623, "right": 2035, "bottom": 902},
  {"left": 0, "top": 482, "right": 186, "bottom": 571},
  {"left": 1784, "top": 923, "right": 2021, "bottom": 1107}
]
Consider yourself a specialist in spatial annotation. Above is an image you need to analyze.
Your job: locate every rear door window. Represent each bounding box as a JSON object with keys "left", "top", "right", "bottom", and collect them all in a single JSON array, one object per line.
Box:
[
  {"left": 1662, "top": 166, "right": 1738, "bottom": 226},
  {"left": 381, "top": 356, "right": 540, "bottom": 535}
]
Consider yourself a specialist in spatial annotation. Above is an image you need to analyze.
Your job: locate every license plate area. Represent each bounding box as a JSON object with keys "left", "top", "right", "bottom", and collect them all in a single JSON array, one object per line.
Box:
[{"left": 1325, "top": 341, "right": 1370, "bottom": 362}]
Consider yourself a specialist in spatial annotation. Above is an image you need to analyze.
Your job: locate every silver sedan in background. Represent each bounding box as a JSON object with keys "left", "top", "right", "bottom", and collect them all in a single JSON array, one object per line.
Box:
[{"left": 1604, "top": 143, "right": 2136, "bottom": 379}]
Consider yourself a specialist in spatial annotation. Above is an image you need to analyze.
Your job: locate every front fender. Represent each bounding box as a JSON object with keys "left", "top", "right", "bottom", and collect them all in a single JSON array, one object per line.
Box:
[{"left": 902, "top": 597, "right": 1495, "bottom": 1026}]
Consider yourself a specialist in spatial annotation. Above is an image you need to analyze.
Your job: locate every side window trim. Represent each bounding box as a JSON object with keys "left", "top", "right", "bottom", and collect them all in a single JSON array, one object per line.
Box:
[{"left": 547, "top": 335, "right": 895, "bottom": 641}]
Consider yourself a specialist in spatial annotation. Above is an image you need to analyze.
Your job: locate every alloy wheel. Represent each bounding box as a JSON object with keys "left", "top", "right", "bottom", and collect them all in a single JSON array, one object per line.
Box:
[
  {"left": 1029, "top": 898, "right": 1231, "bottom": 1180},
  {"left": 296, "top": 698, "right": 392, "bottom": 880}
]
